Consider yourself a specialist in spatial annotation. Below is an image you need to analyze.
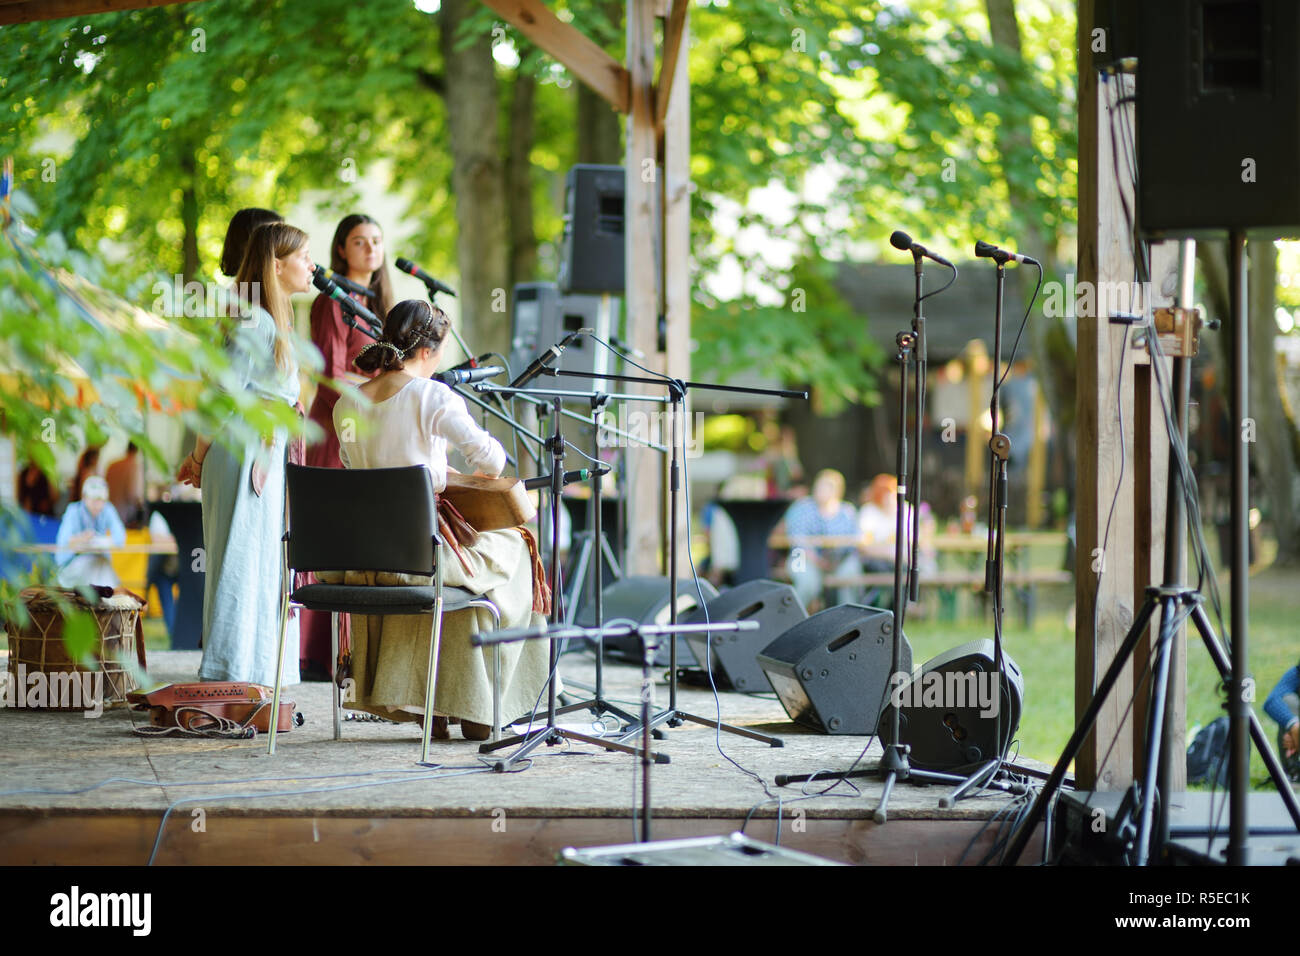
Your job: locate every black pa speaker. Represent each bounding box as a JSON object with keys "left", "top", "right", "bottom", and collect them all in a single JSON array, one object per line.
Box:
[
  {"left": 1138, "top": 0, "right": 1300, "bottom": 237},
  {"left": 756, "top": 604, "right": 908, "bottom": 735},
  {"left": 680, "top": 580, "right": 808, "bottom": 692},
  {"left": 877, "top": 640, "right": 1025, "bottom": 773},
  {"left": 509, "top": 282, "right": 622, "bottom": 385},
  {"left": 579, "top": 576, "right": 719, "bottom": 665},
  {"left": 559, "top": 164, "right": 626, "bottom": 294}
]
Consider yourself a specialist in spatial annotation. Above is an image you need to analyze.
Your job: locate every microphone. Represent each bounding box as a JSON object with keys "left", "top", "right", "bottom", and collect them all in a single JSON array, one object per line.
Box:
[
  {"left": 312, "top": 267, "right": 381, "bottom": 329},
  {"left": 523, "top": 464, "right": 610, "bottom": 490},
  {"left": 328, "top": 272, "right": 376, "bottom": 298},
  {"left": 395, "top": 258, "right": 457, "bottom": 297},
  {"left": 432, "top": 365, "right": 504, "bottom": 386},
  {"left": 974, "top": 240, "right": 1039, "bottom": 266},
  {"left": 890, "top": 230, "right": 955, "bottom": 269},
  {"left": 505, "top": 329, "right": 589, "bottom": 391}
]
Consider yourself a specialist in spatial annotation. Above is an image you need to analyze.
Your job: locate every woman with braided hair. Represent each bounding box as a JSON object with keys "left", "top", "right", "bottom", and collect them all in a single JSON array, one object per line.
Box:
[{"left": 328, "top": 299, "right": 551, "bottom": 740}]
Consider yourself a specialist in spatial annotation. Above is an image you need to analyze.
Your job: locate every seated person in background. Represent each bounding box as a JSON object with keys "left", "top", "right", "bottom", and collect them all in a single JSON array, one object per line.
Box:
[
  {"left": 17, "top": 463, "right": 58, "bottom": 517},
  {"left": 857, "top": 474, "right": 938, "bottom": 583},
  {"left": 1265, "top": 664, "right": 1300, "bottom": 778},
  {"left": 146, "top": 504, "right": 180, "bottom": 639},
  {"left": 55, "top": 476, "right": 125, "bottom": 588},
  {"left": 105, "top": 441, "right": 146, "bottom": 528},
  {"left": 781, "top": 468, "right": 861, "bottom": 611},
  {"left": 858, "top": 474, "right": 903, "bottom": 572},
  {"left": 329, "top": 299, "right": 552, "bottom": 741}
]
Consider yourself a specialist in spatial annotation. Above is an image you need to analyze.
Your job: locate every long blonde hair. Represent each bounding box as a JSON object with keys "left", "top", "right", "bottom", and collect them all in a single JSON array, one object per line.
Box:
[{"left": 233, "top": 221, "right": 308, "bottom": 372}]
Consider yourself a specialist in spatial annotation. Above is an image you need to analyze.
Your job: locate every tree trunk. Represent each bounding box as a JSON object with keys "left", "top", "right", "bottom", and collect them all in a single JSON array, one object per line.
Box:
[
  {"left": 179, "top": 146, "right": 200, "bottom": 284},
  {"left": 575, "top": 0, "right": 623, "bottom": 165},
  {"left": 577, "top": 83, "right": 623, "bottom": 165},
  {"left": 1199, "top": 240, "right": 1300, "bottom": 564},
  {"left": 440, "top": 0, "right": 511, "bottom": 355},
  {"left": 507, "top": 61, "right": 538, "bottom": 294},
  {"left": 984, "top": 0, "right": 1076, "bottom": 521},
  {"left": 1246, "top": 242, "right": 1300, "bottom": 562}
]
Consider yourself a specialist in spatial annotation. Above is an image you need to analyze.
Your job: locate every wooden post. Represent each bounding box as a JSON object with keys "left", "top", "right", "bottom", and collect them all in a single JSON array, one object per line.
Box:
[
  {"left": 1075, "top": 0, "right": 1183, "bottom": 789},
  {"left": 625, "top": 0, "right": 664, "bottom": 574}
]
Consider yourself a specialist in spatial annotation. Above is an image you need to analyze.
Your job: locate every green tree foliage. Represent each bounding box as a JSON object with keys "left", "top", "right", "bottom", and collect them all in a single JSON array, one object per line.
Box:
[
  {"left": 685, "top": 0, "right": 1076, "bottom": 410},
  {"left": 2, "top": 0, "right": 440, "bottom": 281}
]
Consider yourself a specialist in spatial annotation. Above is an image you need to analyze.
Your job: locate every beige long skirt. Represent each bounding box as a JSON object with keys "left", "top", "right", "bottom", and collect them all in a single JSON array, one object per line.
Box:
[{"left": 320, "top": 528, "right": 553, "bottom": 726}]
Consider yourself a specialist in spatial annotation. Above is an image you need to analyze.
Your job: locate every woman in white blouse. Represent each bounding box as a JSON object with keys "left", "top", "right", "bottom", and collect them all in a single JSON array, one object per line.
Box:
[{"left": 331, "top": 299, "right": 550, "bottom": 740}]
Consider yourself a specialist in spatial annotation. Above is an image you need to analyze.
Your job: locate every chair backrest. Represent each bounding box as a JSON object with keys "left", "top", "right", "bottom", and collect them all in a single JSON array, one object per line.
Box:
[{"left": 285, "top": 464, "right": 438, "bottom": 576}]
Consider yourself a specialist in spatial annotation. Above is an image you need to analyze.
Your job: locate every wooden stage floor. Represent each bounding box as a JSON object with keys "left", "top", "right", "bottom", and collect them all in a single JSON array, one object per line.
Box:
[{"left": 0, "top": 650, "right": 1046, "bottom": 865}]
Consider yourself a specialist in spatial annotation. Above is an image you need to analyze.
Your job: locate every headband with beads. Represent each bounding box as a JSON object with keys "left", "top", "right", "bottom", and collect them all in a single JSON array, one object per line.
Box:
[{"left": 357, "top": 342, "right": 405, "bottom": 361}]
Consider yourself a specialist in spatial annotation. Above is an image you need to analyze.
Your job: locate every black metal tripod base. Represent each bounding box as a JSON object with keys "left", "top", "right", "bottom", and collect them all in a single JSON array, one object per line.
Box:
[
  {"left": 479, "top": 723, "right": 670, "bottom": 771},
  {"left": 619, "top": 706, "right": 784, "bottom": 747},
  {"left": 555, "top": 697, "right": 644, "bottom": 734},
  {"left": 1002, "top": 587, "right": 1300, "bottom": 865},
  {"left": 775, "top": 746, "right": 1029, "bottom": 823}
]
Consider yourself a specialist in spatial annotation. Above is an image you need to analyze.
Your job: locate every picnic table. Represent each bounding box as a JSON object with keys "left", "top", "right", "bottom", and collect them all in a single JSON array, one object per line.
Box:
[{"left": 766, "top": 530, "right": 1072, "bottom": 627}]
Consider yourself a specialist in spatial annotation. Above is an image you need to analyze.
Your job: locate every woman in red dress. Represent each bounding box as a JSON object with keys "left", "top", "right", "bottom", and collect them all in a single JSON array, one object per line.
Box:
[
  {"left": 301, "top": 214, "right": 395, "bottom": 678},
  {"left": 305, "top": 214, "right": 394, "bottom": 468}
]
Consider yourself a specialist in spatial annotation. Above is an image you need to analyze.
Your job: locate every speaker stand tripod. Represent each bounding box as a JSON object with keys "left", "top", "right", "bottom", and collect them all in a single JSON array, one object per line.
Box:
[
  {"left": 554, "top": 390, "right": 642, "bottom": 732},
  {"left": 544, "top": 366, "right": 803, "bottom": 748},
  {"left": 472, "top": 392, "right": 668, "bottom": 771},
  {"left": 1003, "top": 235, "right": 1300, "bottom": 864}
]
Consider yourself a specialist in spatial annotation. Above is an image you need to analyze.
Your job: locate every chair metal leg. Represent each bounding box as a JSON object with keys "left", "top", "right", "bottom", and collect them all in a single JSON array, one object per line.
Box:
[
  {"left": 268, "top": 547, "right": 292, "bottom": 756},
  {"left": 420, "top": 549, "right": 446, "bottom": 765},
  {"left": 466, "top": 599, "right": 503, "bottom": 743},
  {"left": 493, "top": 644, "right": 502, "bottom": 743},
  {"left": 331, "top": 611, "right": 341, "bottom": 741}
]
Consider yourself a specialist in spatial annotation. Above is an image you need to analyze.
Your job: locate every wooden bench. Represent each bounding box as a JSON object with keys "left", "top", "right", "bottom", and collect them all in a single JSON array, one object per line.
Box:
[{"left": 820, "top": 568, "right": 1073, "bottom": 628}]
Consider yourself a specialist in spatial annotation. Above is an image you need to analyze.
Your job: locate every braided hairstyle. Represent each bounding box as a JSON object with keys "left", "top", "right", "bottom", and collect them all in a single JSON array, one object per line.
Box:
[{"left": 354, "top": 299, "right": 451, "bottom": 374}]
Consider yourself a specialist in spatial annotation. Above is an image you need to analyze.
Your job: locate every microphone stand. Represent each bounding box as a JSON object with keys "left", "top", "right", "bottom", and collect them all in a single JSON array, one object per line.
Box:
[
  {"left": 771, "top": 332, "right": 1028, "bottom": 809},
  {"left": 471, "top": 381, "right": 673, "bottom": 771},
  {"left": 472, "top": 619, "right": 759, "bottom": 842},
  {"left": 937, "top": 257, "right": 1018, "bottom": 807},
  {"left": 550, "top": 389, "right": 646, "bottom": 733},
  {"left": 547, "top": 367, "right": 807, "bottom": 748}
]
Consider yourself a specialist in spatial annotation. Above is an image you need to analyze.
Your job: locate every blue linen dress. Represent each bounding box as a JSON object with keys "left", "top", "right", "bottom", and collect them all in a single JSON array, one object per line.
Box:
[{"left": 197, "top": 305, "right": 301, "bottom": 687}]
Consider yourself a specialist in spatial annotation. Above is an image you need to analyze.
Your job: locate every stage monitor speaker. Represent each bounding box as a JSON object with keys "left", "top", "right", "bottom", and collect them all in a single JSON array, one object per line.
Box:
[
  {"left": 681, "top": 580, "right": 808, "bottom": 692},
  {"left": 755, "top": 604, "right": 907, "bottom": 735},
  {"left": 558, "top": 164, "right": 626, "bottom": 294},
  {"left": 877, "top": 639, "right": 1024, "bottom": 773},
  {"left": 578, "top": 576, "right": 719, "bottom": 666},
  {"left": 509, "top": 281, "right": 622, "bottom": 388},
  {"left": 1138, "top": 0, "right": 1300, "bottom": 237}
]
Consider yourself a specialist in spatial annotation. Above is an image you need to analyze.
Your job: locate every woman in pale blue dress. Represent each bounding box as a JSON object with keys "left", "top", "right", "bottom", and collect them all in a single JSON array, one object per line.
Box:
[{"left": 177, "top": 222, "right": 315, "bottom": 687}]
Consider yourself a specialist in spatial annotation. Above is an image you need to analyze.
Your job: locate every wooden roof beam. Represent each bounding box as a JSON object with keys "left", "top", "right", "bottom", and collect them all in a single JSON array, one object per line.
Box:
[
  {"left": 478, "top": 0, "right": 630, "bottom": 114},
  {"left": 653, "top": 0, "right": 687, "bottom": 135},
  {"left": 0, "top": 0, "right": 195, "bottom": 26}
]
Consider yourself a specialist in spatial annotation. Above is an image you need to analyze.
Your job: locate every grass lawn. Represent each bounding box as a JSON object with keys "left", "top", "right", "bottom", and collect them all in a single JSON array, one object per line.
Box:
[{"left": 902, "top": 542, "right": 1298, "bottom": 789}]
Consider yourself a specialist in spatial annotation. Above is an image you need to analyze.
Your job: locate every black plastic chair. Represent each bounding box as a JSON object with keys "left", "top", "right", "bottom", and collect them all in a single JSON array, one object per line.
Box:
[{"left": 268, "top": 464, "right": 500, "bottom": 763}]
